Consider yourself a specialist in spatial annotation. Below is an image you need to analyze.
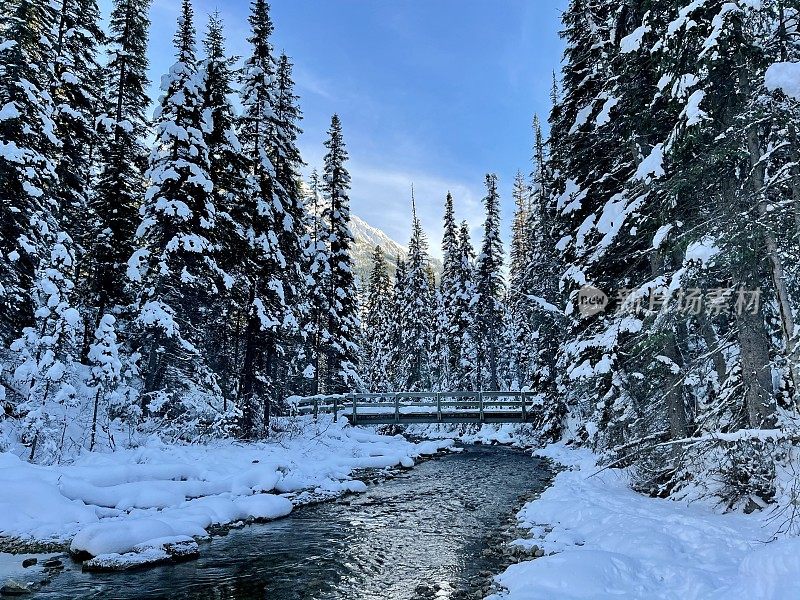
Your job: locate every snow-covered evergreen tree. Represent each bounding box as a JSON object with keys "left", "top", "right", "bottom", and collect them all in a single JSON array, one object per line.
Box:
[
  {"left": 128, "top": 0, "right": 225, "bottom": 434},
  {"left": 300, "top": 170, "right": 331, "bottom": 394},
  {"left": 453, "top": 221, "right": 478, "bottom": 390},
  {"left": 436, "top": 191, "right": 460, "bottom": 388},
  {"left": 235, "top": 0, "right": 289, "bottom": 434},
  {"left": 322, "top": 114, "right": 360, "bottom": 392},
  {"left": 87, "top": 314, "right": 137, "bottom": 451},
  {"left": 268, "top": 51, "right": 306, "bottom": 398},
  {"left": 49, "top": 0, "right": 105, "bottom": 267},
  {"left": 89, "top": 0, "right": 150, "bottom": 315},
  {"left": 362, "top": 246, "right": 394, "bottom": 392},
  {"left": 0, "top": 0, "right": 60, "bottom": 345},
  {"left": 396, "top": 194, "right": 436, "bottom": 391},
  {"left": 506, "top": 170, "right": 535, "bottom": 388},
  {"left": 198, "top": 12, "right": 248, "bottom": 413},
  {"left": 474, "top": 174, "right": 505, "bottom": 390},
  {"left": 11, "top": 234, "right": 81, "bottom": 463}
]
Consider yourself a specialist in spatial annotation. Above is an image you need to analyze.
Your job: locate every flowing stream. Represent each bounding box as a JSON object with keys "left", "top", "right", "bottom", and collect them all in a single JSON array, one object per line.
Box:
[{"left": 36, "top": 444, "right": 551, "bottom": 600}]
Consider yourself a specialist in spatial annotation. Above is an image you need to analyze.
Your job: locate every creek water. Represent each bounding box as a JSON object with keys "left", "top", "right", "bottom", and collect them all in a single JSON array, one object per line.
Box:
[{"left": 36, "top": 444, "right": 551, "bottom": 600}]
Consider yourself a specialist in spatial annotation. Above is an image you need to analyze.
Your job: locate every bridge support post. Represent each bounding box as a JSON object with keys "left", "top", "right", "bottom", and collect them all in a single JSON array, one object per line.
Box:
[
  {"left": 521, "top": 392, "right": 526, "bottom": 422},
  {"left": 313, "top": 397, "right": 319, "bottom": 420},
  {"left": 350, "top": 393, "right": 357, "bottom": 425},
  {"left": 333, "top": 395, "right": 338, "bottom": 422},
  {"left": 436, "top": 392, "right": 441, "bottom": 422},
  {"left": 479, "top": 391, "right": 484, "bottom": 423},
  {"left": 394, "top": 393, "right": 400, "bottom": 423}
]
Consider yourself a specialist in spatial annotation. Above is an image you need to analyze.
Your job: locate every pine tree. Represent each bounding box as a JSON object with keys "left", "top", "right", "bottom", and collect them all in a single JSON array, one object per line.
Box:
[
  {"left": 474, "top": 174, "right": 505, "bottom": 390},
  {"left": 129, "top": 0, "right": 225, "bottom": 432},
  {"left": 236, "top": 0, "right": 287, "bottom": 434},
  {"left": 507, "top": 170, "right": 534, "bottom": 388},
  {"left": 89, "top": 0, "right": 151, "bottom": 315},
  {"left": 268, "top": 52, "right": 306, "bottom": 398},
  {"left": 301, "top": 170, "right": 331, "bottom": 394},
  {"left": 396, "top": 193, "right": 436, "bottom": 391},
  {"left": 363, "top": 246, "right": 393, "bottom": 391},
  {"left": 198, "top": 12, "right": 249, "bottom": 413},
  {"left": 50, "top": 0, "right": 105, "bottom": 266},
  {"left": 454, "top": 221, "right": 478, "bottom": 389},
  {"left": 436, "top": 191, "right": 460, "bottom": 388},
  {"left": 0, "top": 0, "right": 59, "bottom": 345},
  {"left": 322, "top": 114, "right": 360, "bottom": 392}
]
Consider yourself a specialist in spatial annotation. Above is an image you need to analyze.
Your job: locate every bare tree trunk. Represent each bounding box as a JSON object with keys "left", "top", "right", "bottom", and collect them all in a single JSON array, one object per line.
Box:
[
  {"left": 90, "top": 389, "right": 100, "bottom": 451},
  {"left": 662, "top": 330, "right": 689, "bottom": 438},
  {"left": 736, "top": 306, "right": 777, "bottom": 428},
  {"left": 744, "top": 75, "right": 800, "bottom": 404},
  {"left": 650, "top": 250, "right": 689, "bottom": 439}
]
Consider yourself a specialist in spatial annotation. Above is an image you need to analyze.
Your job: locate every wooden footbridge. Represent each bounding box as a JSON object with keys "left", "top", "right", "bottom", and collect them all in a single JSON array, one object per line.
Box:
[{"left": 286, "top": 391, "right": 539, "bottom": 425}]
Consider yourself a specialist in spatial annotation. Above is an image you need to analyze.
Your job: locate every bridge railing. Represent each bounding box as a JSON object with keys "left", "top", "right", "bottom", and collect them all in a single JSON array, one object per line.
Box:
[{"left": 285, "top": 391, "right": 534, "bottom": 424}]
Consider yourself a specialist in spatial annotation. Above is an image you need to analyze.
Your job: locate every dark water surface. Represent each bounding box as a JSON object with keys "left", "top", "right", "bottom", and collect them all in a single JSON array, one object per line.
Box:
[{"left": 37, "top": 444, "right": 551, "bottom": 600}]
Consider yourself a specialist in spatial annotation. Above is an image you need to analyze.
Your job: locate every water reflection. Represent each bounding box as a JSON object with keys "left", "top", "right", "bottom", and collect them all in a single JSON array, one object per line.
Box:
[{"left": 36, "top": 444, "right": 550, "bottom": 600}]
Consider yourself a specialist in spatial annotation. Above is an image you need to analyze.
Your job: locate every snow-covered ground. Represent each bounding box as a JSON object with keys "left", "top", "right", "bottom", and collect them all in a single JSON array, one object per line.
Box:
[
  {"left": 0, "top": 416, "right": 452, "bottom": 571},
  {"left": 488, "top": 444, "right": 800, "bottom": 600}
]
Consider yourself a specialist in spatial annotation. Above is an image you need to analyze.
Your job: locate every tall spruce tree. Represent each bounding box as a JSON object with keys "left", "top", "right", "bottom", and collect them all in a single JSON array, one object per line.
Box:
[
  {"left": 268, "top": 52, "right": 306, "bottom": 398},
  {"left": 454, "top": 221, "right": 478, "bottom": 389},
  {"left": 396, "top": 193, "right": 436, "bottom": 391},
  {"left": 128, "top": 0, "right": 225, "bottom": 433},
  {"left": 89, "top": 0, "right": 151, "bottom": 316},
  {"left": 50, "top": 0, "right": 105, "bottom": 261},
  {"left": 388, "top": 255, "right": 408, "bottom": 388},
  {"left": 363, "top": 246, "right": 394, "bottom": 392},
  {"left": 301, "top": 170, "right": 331, "bottom": 394},
  {"left": 0, "top": 0, "right": 59, "bottom": 345},
  {"left": 507, "top": 170, "right": 535, "bottom": 388},
  {"left": 526, "top": 116, "right": 564, "bottom": 440},
  {"left": 437, "top": 191, "right": 460, "bottom": 388},
  {"left": 322, "top": 114, "right": 360, "bottom": 392},
  {"left": 236, "top": 0, "right": 289, "bottom": 434},
  {"left": 198, "top": 12, "right": 248, "bottom": 413},
  {"left": 475, "top": 174, "right": 505, "bottom": 390}
]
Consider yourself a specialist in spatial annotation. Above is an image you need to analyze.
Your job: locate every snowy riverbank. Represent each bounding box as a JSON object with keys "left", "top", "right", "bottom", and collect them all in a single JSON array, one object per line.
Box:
[
  {"left": 405, "top": 423, "right": 543, "bottom": 448},
  {"left": 0, "top": 417, "right": 453, "bottom": 574},
  {"left": 488, "top": 444, "right": 800, "bottom": 600}
]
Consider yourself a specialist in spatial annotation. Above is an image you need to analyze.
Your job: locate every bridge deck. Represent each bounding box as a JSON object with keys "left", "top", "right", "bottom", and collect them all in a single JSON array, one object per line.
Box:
[
  {"left": 286, "top": 392, "right": 538, "bottom": 425},
  {"left": 344, "top": 411, "right": 530, "bottom": 425}
]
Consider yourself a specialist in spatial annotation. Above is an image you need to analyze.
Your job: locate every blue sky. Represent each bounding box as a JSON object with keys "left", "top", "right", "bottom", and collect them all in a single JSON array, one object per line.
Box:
[{"left": 106, "top": 0, "right": 567, "bottom": 257}]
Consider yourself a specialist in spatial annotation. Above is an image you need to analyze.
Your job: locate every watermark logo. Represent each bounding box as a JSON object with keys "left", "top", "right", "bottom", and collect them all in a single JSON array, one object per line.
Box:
[
  {"left": 575, "top": 285, "right": 762, "bottom": 318},
  {"left": 577, "top": 285, "right": 609, "bottom": 317}
]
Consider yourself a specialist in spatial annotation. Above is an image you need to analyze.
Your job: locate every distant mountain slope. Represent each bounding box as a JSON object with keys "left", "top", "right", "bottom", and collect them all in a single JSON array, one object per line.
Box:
[
  {"left": 303, "top": 184, "right": 441, "bottom": 286},
  {"left": 349, "top": 213, "right": 443, "bottom": 286}
]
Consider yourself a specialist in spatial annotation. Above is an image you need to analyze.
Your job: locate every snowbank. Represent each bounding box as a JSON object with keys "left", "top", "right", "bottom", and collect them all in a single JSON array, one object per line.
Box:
[
  {"left": 488, "top": 444, "right": 800, "bottom": 600},
  {"left": 406, "top": 423, "right": 540, "bottom": 447},
  {"left": 765, "top": 61, "right": 800, "bottom": 100},
  {"left": 0, "top": 416, "right": 453, "bottom": 565}
]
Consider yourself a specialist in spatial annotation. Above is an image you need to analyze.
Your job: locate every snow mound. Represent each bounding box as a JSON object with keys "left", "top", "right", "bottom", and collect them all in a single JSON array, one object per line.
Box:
[{"left": 765, "top": 62, "right": 800, "bottom": 100}]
